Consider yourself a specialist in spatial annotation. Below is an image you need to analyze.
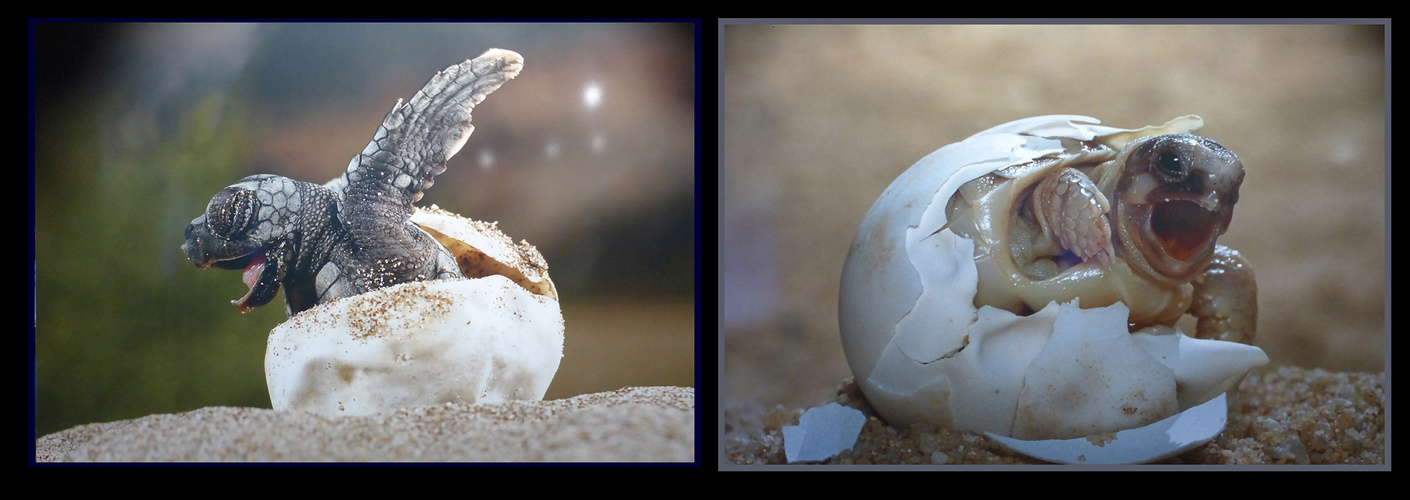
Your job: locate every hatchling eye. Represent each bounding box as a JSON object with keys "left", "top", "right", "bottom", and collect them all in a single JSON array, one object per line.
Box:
[
  {"left": 209, "top": 188, "right": 258, "bottom": 239},
  {"left": 1156, "top": 150, "right": 1185, "bottom": 180}
]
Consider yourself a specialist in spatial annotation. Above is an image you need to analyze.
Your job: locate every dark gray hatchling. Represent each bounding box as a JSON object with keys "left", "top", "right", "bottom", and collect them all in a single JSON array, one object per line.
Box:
[{"left": 182, "top": 49, "right": 523, "bottom": 317}]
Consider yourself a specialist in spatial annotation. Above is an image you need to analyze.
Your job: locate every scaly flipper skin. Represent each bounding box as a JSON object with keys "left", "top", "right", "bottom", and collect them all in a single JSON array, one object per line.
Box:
[
  {"left": 181, "top": 49, "right": 524, "bottom": 317},
  {"left": 1189, "top": 245, "right": 1258, "bottom": 344},
  {"left": 1032, "top": 166, "right": 1114, "bottom": 263}
]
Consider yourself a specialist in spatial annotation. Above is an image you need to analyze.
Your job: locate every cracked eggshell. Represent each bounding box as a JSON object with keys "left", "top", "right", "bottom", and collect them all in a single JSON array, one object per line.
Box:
[
  {"left": 413, "top": 205, "right": 558, "bottom": 301},
  {"left": 266, "top": 207, "right": 563, "bottom": 416},
  {"left": 839, "top": 115, "right": 1267, "bottom": 441}
]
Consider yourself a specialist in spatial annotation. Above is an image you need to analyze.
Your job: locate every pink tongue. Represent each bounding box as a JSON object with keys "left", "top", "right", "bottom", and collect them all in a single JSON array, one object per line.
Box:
[{"left": 243, "top": 253, "right": 266, "bottom": 289}]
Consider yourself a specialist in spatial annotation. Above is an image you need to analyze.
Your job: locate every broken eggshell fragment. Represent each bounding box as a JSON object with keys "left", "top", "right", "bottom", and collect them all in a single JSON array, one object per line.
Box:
[
  {"left": 838, "top": 115, "right": 1267, "bottom": 447},
  {"left": 986, "top": 392, "right": 1231, "bottom": 465},
  {"left": 783, "top": 403, "right": 867, "bottom": 463},
  {"left": 266, "top": 205, "right": 563, "bottom": 416}
]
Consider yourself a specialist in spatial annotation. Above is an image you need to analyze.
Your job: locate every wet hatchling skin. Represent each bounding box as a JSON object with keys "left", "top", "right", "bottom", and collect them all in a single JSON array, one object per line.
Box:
[
  {"left": 180, "top": 49, "right": 523, "bottom": 318},
  {"left": 945, "top": 133, "right": 1257, "bottom": 344}
]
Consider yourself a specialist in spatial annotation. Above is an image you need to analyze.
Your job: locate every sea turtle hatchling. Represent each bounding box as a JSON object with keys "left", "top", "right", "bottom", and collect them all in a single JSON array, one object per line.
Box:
[
  {"left": 941, "top": 115, "right": 1257, "bottom": 344},
  {"left": 181, "top": 49, "right": 523, "bottom": 317},
  {"left": 838, "top": 115, "right": 1266, "bottom": 441}
]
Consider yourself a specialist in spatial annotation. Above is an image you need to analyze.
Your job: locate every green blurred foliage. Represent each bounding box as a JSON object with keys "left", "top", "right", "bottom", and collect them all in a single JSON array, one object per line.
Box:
[{"left": 36, "top": 88, "right": 281, "bottom": 436}]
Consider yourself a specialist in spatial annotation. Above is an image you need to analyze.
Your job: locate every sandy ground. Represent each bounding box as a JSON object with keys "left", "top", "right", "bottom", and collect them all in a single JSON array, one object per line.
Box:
[
  {"left": 719, "top": 23, "right": 1385, "bottom": 465},
  {"left": 37, "top": 386, "right": 694, "bottom": 462},
  {"left": 723, "top": 367, "right": 1382, "bottom": 466}
]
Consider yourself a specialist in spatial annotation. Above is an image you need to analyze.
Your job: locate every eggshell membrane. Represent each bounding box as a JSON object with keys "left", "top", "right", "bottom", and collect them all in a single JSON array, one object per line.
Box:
[{"left": 839, "top": 115, "right": 1268, "bottom": 440}]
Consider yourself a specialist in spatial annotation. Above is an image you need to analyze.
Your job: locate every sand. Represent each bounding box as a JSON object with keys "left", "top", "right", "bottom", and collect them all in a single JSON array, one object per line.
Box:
[
  {"left": 722, "top": 366, "right": 1383, "bottom": 466},
  {"left": 37, "top": 386, "right": 694, "bottom": 462}
]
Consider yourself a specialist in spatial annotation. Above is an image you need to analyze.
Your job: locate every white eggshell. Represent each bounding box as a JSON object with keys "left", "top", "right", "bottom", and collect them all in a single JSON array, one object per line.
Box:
[
  {"left": 1010, "top": 301, "right": 1178, "bottom": 440},
  {"left": 986, "top": 393, "right": 1230, "bottom": 465},
  {"left": 266, "top": 276, "right": 564, "bottom": 416},
  {"left": 783, "top": 403, "right": 867, "bottom": 463},
  {"left": 411, "top": 205, "right": 558, "bottom": 301},
  {"left": 839, "top": 115, "right": 1268, "bottom": 443}
]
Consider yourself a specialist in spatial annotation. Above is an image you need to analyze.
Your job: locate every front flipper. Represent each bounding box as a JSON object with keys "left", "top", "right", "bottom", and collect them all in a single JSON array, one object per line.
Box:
[
  {"left": 1032, "top": 167, "right": 1115, "bottom": 263},
  {"left": 339, "top": 49, "right": 524, "bottom": 222},
  {"left": 1189, "top": 245, "right": 1257, "bottom": 344},
  {"left": 330, "top": 49, "right": 523, "bottom": 293}
]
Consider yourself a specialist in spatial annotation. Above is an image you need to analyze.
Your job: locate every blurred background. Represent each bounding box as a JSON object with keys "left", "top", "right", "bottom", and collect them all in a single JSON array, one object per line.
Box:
[
  {"left": 721, "top": 24, "right": 1384, "bottom": 413},
  {"left": 33, "top": 22, "right": 696, "bottom": 437}
]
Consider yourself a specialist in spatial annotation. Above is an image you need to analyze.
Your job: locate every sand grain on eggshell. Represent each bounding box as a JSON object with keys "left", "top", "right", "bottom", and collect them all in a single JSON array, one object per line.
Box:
[
  {"left": 723, "top": 366, "right": 1382, "bottom": 465},
  {"left": 37, "top": 386, "right": 693, "bottom": 462}
]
